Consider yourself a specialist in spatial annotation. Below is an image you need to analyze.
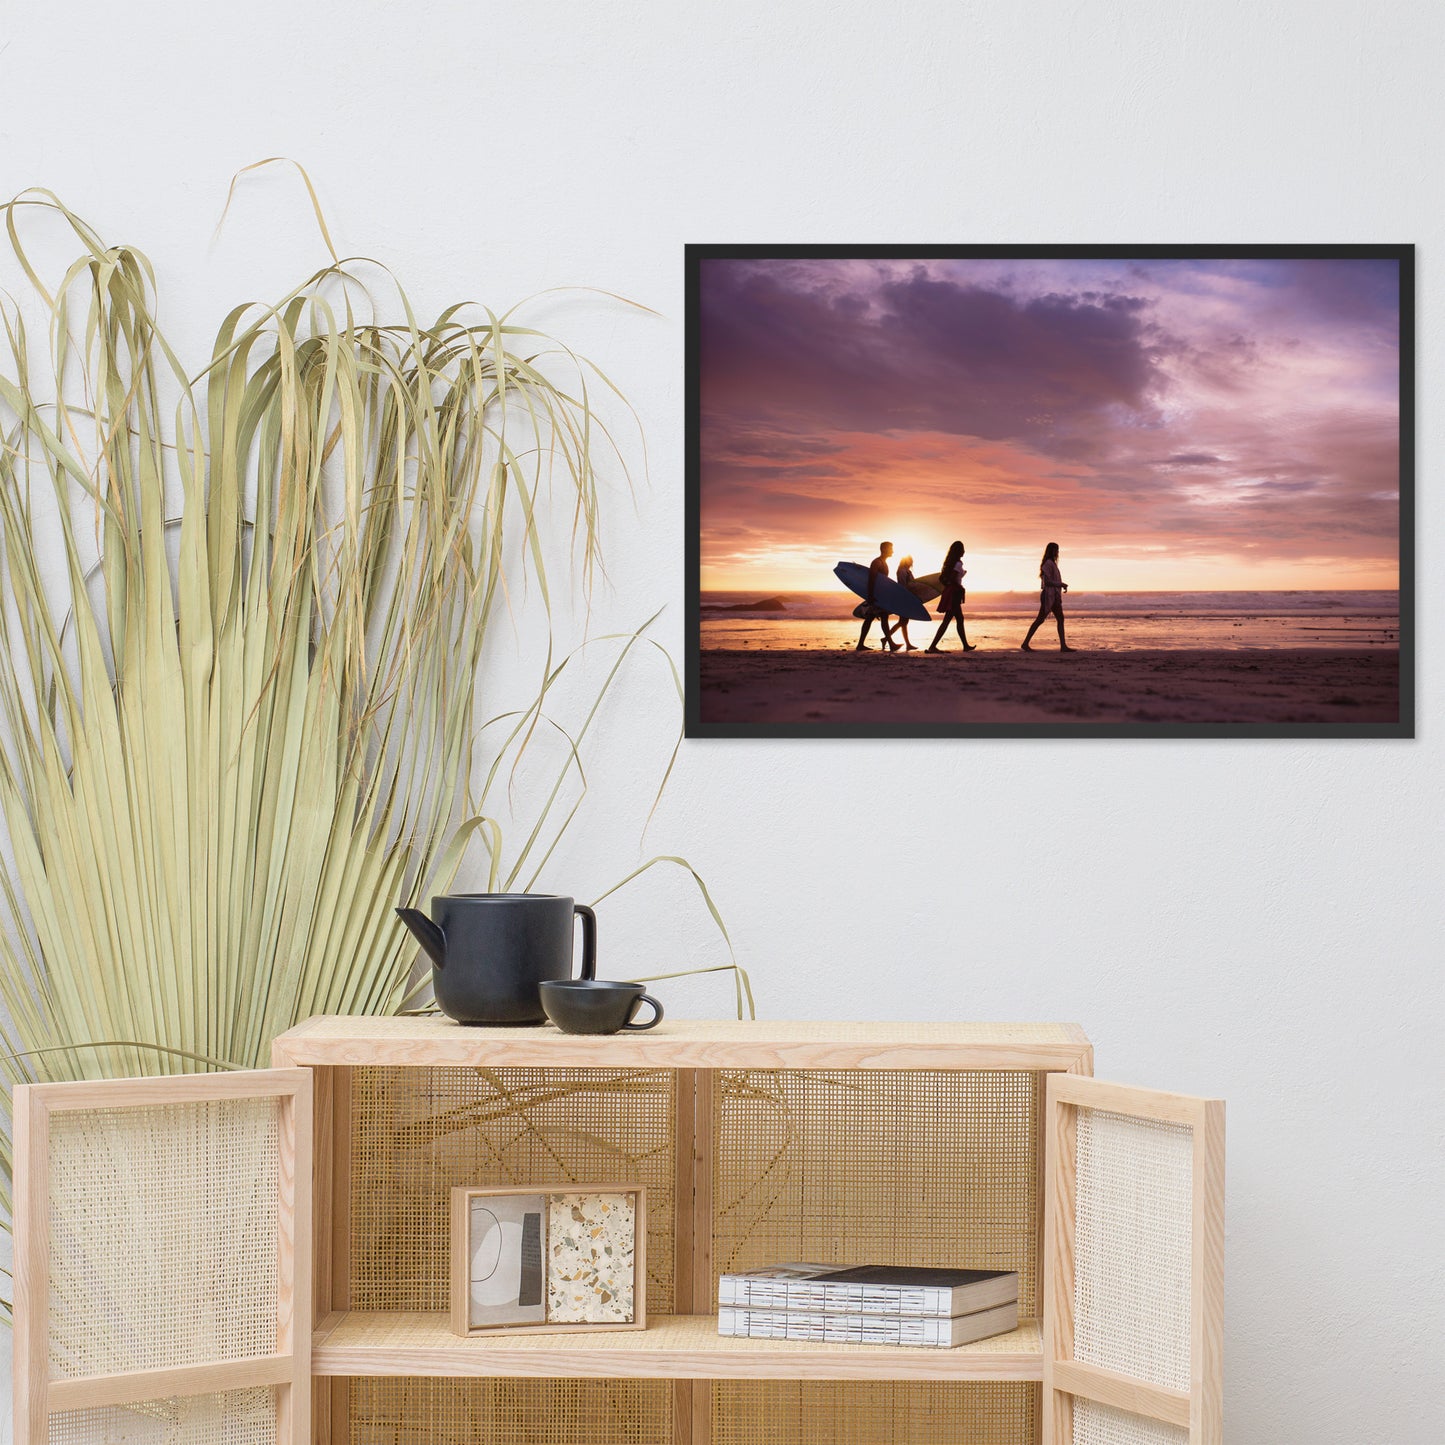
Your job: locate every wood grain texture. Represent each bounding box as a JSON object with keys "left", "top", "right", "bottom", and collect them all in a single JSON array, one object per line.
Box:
[
  {"left": 673, "top": 1069, "right": 698, "bottom": 1319},
  {"left": 1051, "top": 1358, "right": 1191, "bottom": 1428},
  {"left": 692, "top": 1381, "right": 713, "bottom": 1445},
  {"left": 1041, "top": 1072, "right": 1079, "bottom": 1445},
  {"left": 1040, "top": 1046, "right": 1092, "bottom": 1439},
  {"left": 289, "top": 1063, "right": 353, "bottom": 1320},
  {"left": 305, "top": 1064, "right": 335, "bottom": 1327},
  {"left": 691, "top": 1068, "right": 715, "bottom": 1316},
  {"left": 12, "top": 1068, "right": 312, "bottom": 1445},
  {"left": 449, "top": 1185, "right": 470, "bottom": 1337},
  {"left": 673, "top": 1380, "right": 694, "bottom": 1445},
  {"left": 672, "top": 1072, "right": 697, "bottom": 1445},
  {"left": 311, "top": 1311, "right": 1044, "bottom": 1381},
  {"left": 291, "top": 1064, "right": 348, "bottom": 1445},
  {"left": 325, "top": 1068, "right": 351, "bottom": 1445},
  {"left": 329, "top": 1066, "right": 352, "bottom": 1318},
  {"left": 20, "top": 1025, "right": 1220, "bottom": 1445},
  {"left": 1192, "top": 1099, "right": 1227, "bottom": 1445},
  {"left": 22, "top": 1068, "right": 308, "bottom": 1111},
  {"left": 326, "top": 1380, "right": 349, "bottom": 1445},
  {"left": 271, "top": 1016, "right": 1093, "bottom": 1071},
  {"left": 1048, "top": 1074, "right": 1215, "bottom": 1127},
  {"left": 281, "top": 1075, "right": 313, "bottom": 1445},
  {"left": 691, "top": 1069, "right": 715, "bottom": 1445},
  {"left": 1043, "top": 1075, "right": 1226, "bottom": 1445},
  {"left": 11, "top": 1087, "right": 49, "bottom": 1445},
  {"left": 46, "top": 1354, "right": 292, "bottom": 1411},
  {"left": 634, "top": 1190, "right": 650, "bottom": 1333}
]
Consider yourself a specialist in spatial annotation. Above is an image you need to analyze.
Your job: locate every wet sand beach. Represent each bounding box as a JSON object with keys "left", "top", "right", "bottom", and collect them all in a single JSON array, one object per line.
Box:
[{"left": 698, "top": 647, "right": 1400, "bottom": 726}]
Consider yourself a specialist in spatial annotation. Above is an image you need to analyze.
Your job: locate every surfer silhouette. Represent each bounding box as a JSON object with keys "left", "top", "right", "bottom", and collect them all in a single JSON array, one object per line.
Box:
[
  {"left": 892, "top": 555, "right": 921, "bottom": 650},
  {"left": 856, "top": 541, "right": 900, "bottom": 652},
  {"left": 1021, "top": 541, "right": 1074, "bottom": 651},
  {"left": 927, "top": 540, "right": 975, "bottom": 652}
]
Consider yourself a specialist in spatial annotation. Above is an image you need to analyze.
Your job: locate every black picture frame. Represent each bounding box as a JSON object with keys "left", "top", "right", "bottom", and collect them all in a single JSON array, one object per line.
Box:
[{"left": 684, "top": 244, "right": 1414, "bottom": 740}]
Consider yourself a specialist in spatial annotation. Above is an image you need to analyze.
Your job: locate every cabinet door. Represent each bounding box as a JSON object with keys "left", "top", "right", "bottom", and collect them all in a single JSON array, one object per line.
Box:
[
  {"left": 12, "top": 1068, "right": 312, "bottom": 1445},
  {"left": 1042, "top": 1075, "right": 1224, "bottom": 1445}
]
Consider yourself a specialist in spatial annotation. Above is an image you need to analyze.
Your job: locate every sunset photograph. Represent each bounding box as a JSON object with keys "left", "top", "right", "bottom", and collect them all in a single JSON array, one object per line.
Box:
[{"left": 686, "top": 246, "right": 1411, "bottom": 736}]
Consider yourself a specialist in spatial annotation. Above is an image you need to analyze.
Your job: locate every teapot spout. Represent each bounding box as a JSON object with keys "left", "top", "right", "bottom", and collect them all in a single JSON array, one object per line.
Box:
[{"left": 396, "top": 907, "right": 447, "bottom": 969}]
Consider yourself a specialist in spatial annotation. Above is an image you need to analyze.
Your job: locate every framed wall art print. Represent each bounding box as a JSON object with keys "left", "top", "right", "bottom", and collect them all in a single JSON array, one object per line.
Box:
[{"left": 685, "top": 244, "right": 1413, "bottom": 739}]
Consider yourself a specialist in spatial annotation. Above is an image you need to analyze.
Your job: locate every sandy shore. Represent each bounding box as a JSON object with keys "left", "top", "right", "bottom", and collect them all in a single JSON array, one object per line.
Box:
[{"left": 698, "top": 647, "right": 1400, "bottom": 726}]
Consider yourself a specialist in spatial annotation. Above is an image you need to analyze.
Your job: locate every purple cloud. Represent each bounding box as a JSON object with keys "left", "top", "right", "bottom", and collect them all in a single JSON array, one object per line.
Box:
[{"left": 698, "top": 256, "right": 1402, "bottom": 589}]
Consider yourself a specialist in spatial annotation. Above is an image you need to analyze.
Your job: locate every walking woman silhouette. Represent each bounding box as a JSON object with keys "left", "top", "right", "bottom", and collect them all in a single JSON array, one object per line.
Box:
[
  {"left": 1021, "top": 542, "right": 1075, "bottom": 652},
  {"left": 927, "top": 541, "right": 975, "bottom": 652}
]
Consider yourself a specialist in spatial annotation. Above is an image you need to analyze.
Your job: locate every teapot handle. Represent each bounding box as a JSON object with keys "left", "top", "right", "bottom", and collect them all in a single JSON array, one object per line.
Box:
[{"left": 574, "top": 904, "right": 597, "bottom": 980}]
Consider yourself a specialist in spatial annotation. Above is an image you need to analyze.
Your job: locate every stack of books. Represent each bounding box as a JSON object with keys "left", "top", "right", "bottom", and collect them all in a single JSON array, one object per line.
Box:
[{"left": 716, "top": 1262, "right": 1019, "bottom": 1349}]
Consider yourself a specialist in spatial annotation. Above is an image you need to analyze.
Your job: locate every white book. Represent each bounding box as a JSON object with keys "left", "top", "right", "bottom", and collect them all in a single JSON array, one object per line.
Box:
[
  {"left": 717, "top": 1262, "right": 1018, "bottom": 1318},
  {"left": 717, "top": 1299, "right": 1020, "bottom": 1349}
]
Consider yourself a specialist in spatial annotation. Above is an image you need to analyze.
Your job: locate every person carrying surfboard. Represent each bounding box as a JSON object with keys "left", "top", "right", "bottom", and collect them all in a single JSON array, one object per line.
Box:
[
  {"left": 892, "top": 555, "right": 922, "bottom": 651},
  {"left": 855, "top": 541, "right": 901, "bottom": 652}
]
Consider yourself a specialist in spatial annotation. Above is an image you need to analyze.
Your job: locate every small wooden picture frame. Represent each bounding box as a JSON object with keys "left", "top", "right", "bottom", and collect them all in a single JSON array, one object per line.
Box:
[{"left": 450, "top": 1184, "right": 647, "bottom": 1337}]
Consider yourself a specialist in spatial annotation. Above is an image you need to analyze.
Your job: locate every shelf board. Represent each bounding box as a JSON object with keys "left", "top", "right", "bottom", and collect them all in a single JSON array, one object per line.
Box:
[
  {"left": 312, "top": 1312, "right": 1043, "bottom": 1382},
  {"left": 274, "top": 1015, "right": 1092, "bottom": 1071}
]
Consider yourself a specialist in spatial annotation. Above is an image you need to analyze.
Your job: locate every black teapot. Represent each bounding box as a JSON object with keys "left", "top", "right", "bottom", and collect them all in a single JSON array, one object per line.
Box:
[{"left": 396, "top": 893, "right": 597, "bottom": 1025}]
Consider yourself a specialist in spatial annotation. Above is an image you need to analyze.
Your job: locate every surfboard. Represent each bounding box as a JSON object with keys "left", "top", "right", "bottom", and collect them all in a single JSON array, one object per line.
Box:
[
  {"left": 853, "top": 600, "right": 934, "bottom": 621},
  {"left": 907, "top": 571, "right": 943, "bottom": 602},
  {"left": 834, "top": 561, "right": 931, "bottom": 623}
]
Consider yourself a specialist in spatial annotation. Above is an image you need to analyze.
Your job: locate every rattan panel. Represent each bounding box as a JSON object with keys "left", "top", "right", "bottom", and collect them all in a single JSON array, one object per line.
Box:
[
  {"left": 713, "top": 1381, "right": 1039, "bottom": 1445},
  {"left": 349, "top": 1067, "right": 675, "bottom": 1313},
  {"left": 47, "top": 1099, "right": 280, "bottom": 1377},
  {"left": 1073, "top": 1108, "right": 1192, "bottom": 1391},
  {"left": 712, "top": 1070, "right": 1041, "bottom": 1316},
  {"left": 347, "top": 1377, "right": 673, "bottom": 1445},
  {"left": 1072, "top": 1399, "right": 1189, "bottom": 1445},
  {"left": 47, "top": 1388, "right": 277, "bottom": 1444}
]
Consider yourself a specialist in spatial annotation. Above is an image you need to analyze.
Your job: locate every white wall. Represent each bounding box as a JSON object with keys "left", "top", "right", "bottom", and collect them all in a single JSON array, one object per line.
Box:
[{"left": 2, "top": 1, "right": 1441, "bottom": 1440}]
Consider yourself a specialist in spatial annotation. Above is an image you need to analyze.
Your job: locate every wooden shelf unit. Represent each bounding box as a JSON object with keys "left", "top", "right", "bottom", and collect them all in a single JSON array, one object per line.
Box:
[
  {"left": 11, "top": 1018, "right": 1222, "bottom": 1445},
  {"left": 268, "top": 1017, "right": 1093, "bottom": 1445},
  {"left": 311, "top": 1310, "right": 1046, "bottom": 1382}
]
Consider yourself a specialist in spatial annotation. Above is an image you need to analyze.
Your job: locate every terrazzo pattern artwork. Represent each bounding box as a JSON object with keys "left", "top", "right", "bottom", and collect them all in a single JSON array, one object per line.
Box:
[{"left": 546, "top": 1192, "right": 637, "bottom": 1324}]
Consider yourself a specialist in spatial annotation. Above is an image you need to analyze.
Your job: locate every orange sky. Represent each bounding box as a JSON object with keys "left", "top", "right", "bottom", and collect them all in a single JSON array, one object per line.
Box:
[
  {"left": 698, "top": 257, "right": 1402, "bottom": 594},
  {"left": 701, "top": 429, "right": 1400, "bottom": 593}
]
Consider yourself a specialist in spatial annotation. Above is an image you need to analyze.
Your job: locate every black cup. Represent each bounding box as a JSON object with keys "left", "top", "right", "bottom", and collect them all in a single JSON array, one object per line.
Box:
[{"left": 539, "top": 980, "right": 664, "bottom": 1035}]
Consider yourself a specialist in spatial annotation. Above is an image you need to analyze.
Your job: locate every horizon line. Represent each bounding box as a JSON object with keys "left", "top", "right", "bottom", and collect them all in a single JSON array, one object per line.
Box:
[{"left": 699, "top": 585, "right": 1401, "bottom": 595}]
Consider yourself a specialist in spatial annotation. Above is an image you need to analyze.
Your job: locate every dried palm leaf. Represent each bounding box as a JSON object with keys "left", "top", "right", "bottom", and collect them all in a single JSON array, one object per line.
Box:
[{"left": 0, "top": 183, "right": 746, "bottom": 1321}]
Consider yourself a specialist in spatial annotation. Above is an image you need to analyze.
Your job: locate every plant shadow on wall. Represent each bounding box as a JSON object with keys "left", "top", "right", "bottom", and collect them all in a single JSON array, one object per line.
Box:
[{"left": 0, "top": 169, "right": 748, "bottom": 1321}]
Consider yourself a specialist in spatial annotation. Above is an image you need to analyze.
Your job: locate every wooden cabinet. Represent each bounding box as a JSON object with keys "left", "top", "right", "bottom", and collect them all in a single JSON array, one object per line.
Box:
[{"left": 11, "top": 1019, "right": 1223, "bottom": 1445}]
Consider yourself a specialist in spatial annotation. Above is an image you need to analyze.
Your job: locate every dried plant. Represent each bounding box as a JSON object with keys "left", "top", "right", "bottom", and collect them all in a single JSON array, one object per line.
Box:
[{"left": 0, "top": 178, "right": 746, "bottom": 1319}]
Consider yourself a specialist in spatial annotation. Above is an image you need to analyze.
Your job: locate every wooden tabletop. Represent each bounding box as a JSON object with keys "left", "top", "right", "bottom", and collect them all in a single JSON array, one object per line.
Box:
[{"left": 273, "top": 1015, "right": 1092, "bottom": 1071}]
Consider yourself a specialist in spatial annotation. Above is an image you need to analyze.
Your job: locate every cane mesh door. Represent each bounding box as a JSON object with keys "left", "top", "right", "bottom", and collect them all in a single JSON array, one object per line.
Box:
[
  {"left": 12, "top": 1069, "right": 311, "bottom": 1445},
  {"left": 1043, "top": 1076, "right": 1224, "bottom": 1445}
]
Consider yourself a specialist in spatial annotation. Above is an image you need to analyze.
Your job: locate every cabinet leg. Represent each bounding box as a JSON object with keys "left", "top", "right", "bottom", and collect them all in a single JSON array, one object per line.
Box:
[
  {"left": 674, "top": 1381, "right": 713, "bottom": 1445},
  {"left": 673, "top": 1382, "right": 692, "bottom": 1445},
  {"left": 693, "top": 1381, "right": 712, "bottom": 1445},
  {"left": 313, "top": 1378, "right": 349, "bottom": 1445}
]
